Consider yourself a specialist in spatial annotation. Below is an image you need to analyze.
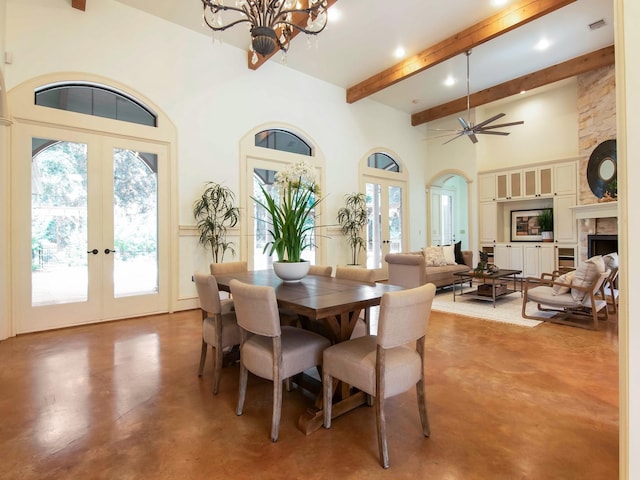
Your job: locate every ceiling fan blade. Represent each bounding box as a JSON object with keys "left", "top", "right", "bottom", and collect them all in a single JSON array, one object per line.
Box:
[
  {"left": 479, "top": 120, "right": 525, "bottom": 130},
  {"left": 473, "top": 112, "right": 506, "bottom": 130},
  {"left": 476, "top": 130, "right": 510, "bottom": 136},
  {"left": 443, "top": 133, "right": 464, "bottom": 145},
  {"left": 425, "top": 132, "right": 463, "bottom": 141},
  {"left": 457, "top": 117, "right": 470, "bottom": 130},
  {"left": 468, "top": 133, "right": 479, "bottom": 144}
]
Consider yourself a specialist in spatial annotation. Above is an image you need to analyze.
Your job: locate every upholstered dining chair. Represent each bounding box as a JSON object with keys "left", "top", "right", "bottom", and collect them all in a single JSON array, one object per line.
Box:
[
  {"left": 229, "top": 279, "right": 331, "bottom": 442},
  {"left": 322, "top": 282, "right": 437, "bottom": 469},
  {"left": 194, "top": 273, "right": 241, "bottom": 394},
  {"left": 335, "top": 266, "right": 376, "bottom": 336},
  {"left": 308, "top": 264, "right": 333, "bottom": 277},
  {"left": 210, "top": 261, "right": 248, "bottom": 301}
]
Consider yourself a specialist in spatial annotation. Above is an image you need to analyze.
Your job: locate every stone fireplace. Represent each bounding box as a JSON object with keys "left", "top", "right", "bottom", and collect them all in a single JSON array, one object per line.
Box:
[{"left": 576, "top": 64, "right": 618, "bottom": 262}]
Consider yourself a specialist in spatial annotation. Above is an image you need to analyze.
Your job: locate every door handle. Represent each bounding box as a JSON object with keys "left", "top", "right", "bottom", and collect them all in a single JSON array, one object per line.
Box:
[
  {"left": 87, "top": 249, "right": 99, "bottom": 255},
  {"left": 104, "top": 248, "right": 117, "bottom": 254}
]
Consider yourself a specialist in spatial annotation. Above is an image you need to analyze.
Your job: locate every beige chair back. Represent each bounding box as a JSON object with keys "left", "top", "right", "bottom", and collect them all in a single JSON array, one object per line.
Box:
[
  {"left": 377, "top": 283, "right": 436, "bottom": 349},
  {"left": 194, "top": 273, "right": 223, "bottom": 314},
  {"left": 335, "top": 266, "right": 375, "bottom": 283},
  {"left": 229, "top": 279, "right": 281, "bottom": 337},
  {"left": 308, "top": 265, "right": 333, "bottom": 277},
  {"left": 210, "top": 261, "right": 248, "bottom": 275}
]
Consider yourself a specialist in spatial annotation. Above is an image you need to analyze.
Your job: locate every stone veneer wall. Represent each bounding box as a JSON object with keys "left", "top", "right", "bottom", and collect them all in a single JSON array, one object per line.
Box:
[{"left": 576, "top": 64, "right": 618, "bottom": 261}]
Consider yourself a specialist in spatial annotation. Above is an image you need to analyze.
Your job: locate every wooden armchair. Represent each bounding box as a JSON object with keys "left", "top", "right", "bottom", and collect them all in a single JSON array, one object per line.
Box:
[{"left": 522, "top": 269, "right": 610, "bottom": 330}]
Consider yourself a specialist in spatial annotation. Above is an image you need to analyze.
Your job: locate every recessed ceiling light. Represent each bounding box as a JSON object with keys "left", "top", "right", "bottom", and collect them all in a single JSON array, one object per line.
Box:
[
  {"left": 491, "top": 0, "right": 508, "bottom": 6},
  {"left": 394, "top": 46, "right": 406, "bottom": 59},
  {"left": 444, "top": 75, "right": 456, "bottom": 87},
  {"left": 535, "top": 38, "right": 551, "bottom": 51}
]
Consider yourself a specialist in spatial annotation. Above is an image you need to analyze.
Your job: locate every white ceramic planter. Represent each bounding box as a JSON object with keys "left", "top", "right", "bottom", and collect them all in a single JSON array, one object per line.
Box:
[{"left": 272, "top": 261, "right": 310, "bottom": 282}]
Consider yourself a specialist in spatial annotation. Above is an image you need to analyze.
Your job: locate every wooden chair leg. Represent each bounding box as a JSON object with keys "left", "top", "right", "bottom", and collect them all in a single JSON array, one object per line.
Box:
[
  {"left": 375, "top": 394, "right": 389, "bottom": 469},
  {"left": 323, "top": 371, "right": 333, "bottom": 428},
  {"left": 212, "top": 341, "right": 224, "bottom": 395},
  {"left": 236, "top": 363, "right": 248, "bottom": 416},
  {"left": 271, "top": 375, "right": 282, "bottom": 442},
  {"left": 416, "top": 379, "right": 430, "bottom": 437},
  {"left": 197, "top": 340, "right": 207, "bottom": 377}
]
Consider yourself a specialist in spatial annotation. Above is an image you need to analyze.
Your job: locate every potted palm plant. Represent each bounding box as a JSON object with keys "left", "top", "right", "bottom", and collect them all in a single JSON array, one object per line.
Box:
[
  {"left": 193, "top": 182, "right": 240, "bottom": 263},
  {"left": 537, "top": 208, "right": 554, "bottom": 242},
  {"left": 336, "top": 192, "right": 368, "bottom": 265},
  {"left": 252, "top": 161, "right": 323, "bottom": 281}
]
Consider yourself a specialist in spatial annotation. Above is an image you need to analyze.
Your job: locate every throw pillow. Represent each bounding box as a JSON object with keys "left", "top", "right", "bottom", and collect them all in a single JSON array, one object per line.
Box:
[
  {"left": 552, "top": 270, "right": 575, "bottom": 295},
  {"left": 603, "top": 252, "right": 618, "bottom": 270},
  {"left": 454, "top": 241, "right": 465, "bottom": 265},
  {"left": 571, "top": 256, "right": 605, "bottom": 302},
  {"left": 422, "top": 246, "right": 447, "bottom": 267},
  {"left": 442, "top": 245, "right": 456, "bottom": 265}
]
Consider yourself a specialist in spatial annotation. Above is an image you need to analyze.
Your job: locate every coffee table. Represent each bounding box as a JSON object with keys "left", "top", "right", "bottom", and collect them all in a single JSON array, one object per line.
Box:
[{"left": 453, "top": 269, "right": 523, "bottom": 308}]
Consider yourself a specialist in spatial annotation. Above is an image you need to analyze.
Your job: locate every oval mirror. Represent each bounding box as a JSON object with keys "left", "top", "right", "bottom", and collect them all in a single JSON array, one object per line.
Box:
[
  {"left": 599, "top": 157, "right": 615, "bottom": 181},
  {"left": 587, "top": 139, "right": 617, "bottom": 198}
]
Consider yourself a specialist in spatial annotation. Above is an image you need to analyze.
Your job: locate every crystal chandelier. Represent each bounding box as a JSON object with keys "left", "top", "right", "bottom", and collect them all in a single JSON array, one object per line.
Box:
[{"left": 201, "top": 0, "right": 329, "bottom": 62}]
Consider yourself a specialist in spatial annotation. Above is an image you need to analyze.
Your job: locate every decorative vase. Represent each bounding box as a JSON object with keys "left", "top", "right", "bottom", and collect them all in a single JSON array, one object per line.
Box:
[
  {"left": 272, "top": 261, "right": 310, "bottom": 283},
  {"left": 541, "top": 231, "right": 554, "bottom": 242}
]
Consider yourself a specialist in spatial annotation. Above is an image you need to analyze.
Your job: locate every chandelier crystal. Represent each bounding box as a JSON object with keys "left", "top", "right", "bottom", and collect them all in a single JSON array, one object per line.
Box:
[{"left": 201, "top": 0, "right": 329, "bottom": 58}]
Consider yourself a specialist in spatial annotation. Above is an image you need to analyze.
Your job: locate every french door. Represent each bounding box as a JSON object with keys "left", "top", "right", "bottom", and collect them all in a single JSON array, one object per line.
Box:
[
  {"left": 364, "top": 179, "right": 404, "bottom": 279},
  {"left": 12, "top": 123, "right": 169, "bottom": 333}
]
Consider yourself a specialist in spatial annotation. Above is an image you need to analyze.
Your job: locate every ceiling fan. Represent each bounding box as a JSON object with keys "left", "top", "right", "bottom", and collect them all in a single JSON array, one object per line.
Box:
[{"left": 434, "top": 50, "right": 524, "bottom": 145}]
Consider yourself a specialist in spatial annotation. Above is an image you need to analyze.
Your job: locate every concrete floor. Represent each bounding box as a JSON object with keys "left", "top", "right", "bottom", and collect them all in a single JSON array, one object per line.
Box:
[{"left": 0, "top": 305, "right": 619, "bottom": 479}]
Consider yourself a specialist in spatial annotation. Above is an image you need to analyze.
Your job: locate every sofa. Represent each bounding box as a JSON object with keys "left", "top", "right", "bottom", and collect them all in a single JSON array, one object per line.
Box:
[{"left": 385, "top": 247, "right": 473, "bottom": 289}]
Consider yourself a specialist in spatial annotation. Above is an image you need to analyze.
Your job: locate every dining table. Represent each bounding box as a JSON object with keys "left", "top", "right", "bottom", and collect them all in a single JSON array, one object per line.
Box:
[{"left": 214, "top": 268, "right": 404, "bottom": 434}]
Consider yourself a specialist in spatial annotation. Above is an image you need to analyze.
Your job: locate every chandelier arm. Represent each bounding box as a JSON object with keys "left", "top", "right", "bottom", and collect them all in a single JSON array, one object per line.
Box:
[
  {"left": 273, "top": 19, "right": 328, "bottom": 36},
  {"left": 202, "top": 1, "right": 255, "bottom": 31}
]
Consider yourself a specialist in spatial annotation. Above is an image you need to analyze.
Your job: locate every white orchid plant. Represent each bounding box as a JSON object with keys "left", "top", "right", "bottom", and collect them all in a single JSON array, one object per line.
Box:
[{"left": 253, "top": 161, "right": 322, "bottom": 263}]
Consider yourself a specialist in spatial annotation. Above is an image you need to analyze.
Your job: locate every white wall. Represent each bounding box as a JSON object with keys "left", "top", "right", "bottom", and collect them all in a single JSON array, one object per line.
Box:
[{"left": 3, "top": 0, "right": 427, "bottom": 308}]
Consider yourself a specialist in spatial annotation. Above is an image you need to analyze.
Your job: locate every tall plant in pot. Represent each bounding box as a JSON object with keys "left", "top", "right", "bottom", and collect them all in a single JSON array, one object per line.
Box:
[
  {"left": 537, "top": 208, "right": 554, "bottom": 242},
  {"left": 336, "top": 192, "right": 368, "bottom": 265},
  {"left": 193, "top": 182, "right": 240, "bottom": 263},
  {"left": 252, "top": 161, "right": 323, "bottom": 281}
]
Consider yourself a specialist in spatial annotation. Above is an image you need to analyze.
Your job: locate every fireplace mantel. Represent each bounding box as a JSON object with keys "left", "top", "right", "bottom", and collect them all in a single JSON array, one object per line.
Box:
[{"left": 570, "top": 202, "right": 618, "bottom": 219}]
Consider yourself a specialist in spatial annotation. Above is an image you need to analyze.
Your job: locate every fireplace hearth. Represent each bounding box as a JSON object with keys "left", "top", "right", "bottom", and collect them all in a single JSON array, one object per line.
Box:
[{"left": 588, "top": 234, "right": 618, "bottom": 258}]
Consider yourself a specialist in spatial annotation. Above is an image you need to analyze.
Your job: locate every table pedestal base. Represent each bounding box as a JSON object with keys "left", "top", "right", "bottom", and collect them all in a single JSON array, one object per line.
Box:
[{"left": 297, "top": 391, "right": 367, "bottom": 435}]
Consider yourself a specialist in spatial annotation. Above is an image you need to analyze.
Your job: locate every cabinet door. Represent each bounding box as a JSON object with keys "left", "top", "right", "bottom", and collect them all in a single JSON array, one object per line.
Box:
[
  {"left": 539, "top": 244, "right": 555, "bottom": 275},
  {"left": 479, "top": 202, "right": 498, "bottom": 244},
  {"left": 494, "top": 244, "right": 510, "bottom": 268},
  {"left": 523, "top": 244, "right": 555, "bottom": 278},
  {"left": 554, "top": 162, "right": 577, "bottom": 195},
  {"left": 554, "top": 194, "right": 577, "bottom": 243},
  {"left": 509, "top": 244, "right": 523, "bottom": 271},
  {"left": 509, "top": 171, "right": 522, "bottom": 199},
  {"left": 523, "top": 166, "right": 553, "bottom": 198},
  {"left": 478, "top": 174, "right": 496, "bottom": 202},
  {"left": 496, "top": 173, "right": 509, "bottom": 200}
]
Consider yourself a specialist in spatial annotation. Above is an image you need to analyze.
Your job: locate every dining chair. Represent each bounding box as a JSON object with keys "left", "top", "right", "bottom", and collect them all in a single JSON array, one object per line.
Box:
[
  {"left": 322, "top": 282, "right": 437, "bottom": 468},
  {"left": 194, "top": 273, "right": 242, "bottom": 394},
  {"left": 210, "top": 261, "right": 248, "bottom": 301},
  {"left": 308, "top": 264, "right": 333, "bottom": 276},
  {"left": 335, "top": 266, "right": 376, "bottom": 336},
  {"left": 229, "top": 279, "right": 331, "bottom": 442}
]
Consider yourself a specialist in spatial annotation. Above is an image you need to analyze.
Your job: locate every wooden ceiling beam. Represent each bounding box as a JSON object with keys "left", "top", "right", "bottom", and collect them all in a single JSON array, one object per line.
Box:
[
  {"left": 346, "top": 0, "right": 577, "bottom": 104},
  {"left": 248, "top": 0, "right": 338, "bottom": 70},
  {"left": 72, "top": 0, "right": 86, "bottom": 11},
  {"left": 411, "top": 45, "right": 615, "bottom": 126}
]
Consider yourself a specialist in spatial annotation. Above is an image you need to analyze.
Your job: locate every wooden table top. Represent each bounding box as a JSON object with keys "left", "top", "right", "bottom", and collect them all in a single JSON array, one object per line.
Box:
[{"left": 214, "top": 269, "right": 404, "bottom": 321}]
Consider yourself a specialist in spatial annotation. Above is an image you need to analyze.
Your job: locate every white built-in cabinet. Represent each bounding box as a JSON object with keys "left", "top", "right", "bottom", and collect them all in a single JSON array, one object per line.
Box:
[{"left": 478, "top": 159, "right": 578, "bottom": 273}]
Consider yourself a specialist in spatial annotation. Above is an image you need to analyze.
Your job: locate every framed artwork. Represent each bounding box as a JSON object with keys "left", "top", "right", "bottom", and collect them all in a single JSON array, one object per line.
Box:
[{"left": 511, "top": 209, "right": 543, "bottom": 242}]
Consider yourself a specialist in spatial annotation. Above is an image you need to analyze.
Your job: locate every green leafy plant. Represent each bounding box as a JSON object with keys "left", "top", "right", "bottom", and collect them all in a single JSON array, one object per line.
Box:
[
  {"left": 193, "top": 182, "right": 240, "bottom": 263},
  {"left": 336, "top": 192, "right": 368, "bottom": 265},
  {"left": 252, "top": 161, "right": 322, "bottom": 263},
  {"left": 537, "top": 208, "right": 553, "bottom": 232}
]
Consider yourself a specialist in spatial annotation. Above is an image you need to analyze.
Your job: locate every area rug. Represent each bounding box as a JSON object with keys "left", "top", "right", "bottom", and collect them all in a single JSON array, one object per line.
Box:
[{"left": 431, "top": 288, "right": 556, "bottom": 328}]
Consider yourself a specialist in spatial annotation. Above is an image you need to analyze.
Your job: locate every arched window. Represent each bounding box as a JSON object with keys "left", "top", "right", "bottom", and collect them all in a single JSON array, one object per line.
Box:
[
  {"left": 35, "top": 83, "right": 157, "bottom": 127},
  {"left": 367, "top": 152, "right": 400, "bottom": 172},
  {"left": 255, "top": 129, "right": 312, "bottom": 156}
]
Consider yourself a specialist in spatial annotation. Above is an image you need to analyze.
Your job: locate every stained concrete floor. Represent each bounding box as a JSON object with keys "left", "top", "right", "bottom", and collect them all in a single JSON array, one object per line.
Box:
[{"left": 0, "top": 306, "right": 618, "bottom": 479}]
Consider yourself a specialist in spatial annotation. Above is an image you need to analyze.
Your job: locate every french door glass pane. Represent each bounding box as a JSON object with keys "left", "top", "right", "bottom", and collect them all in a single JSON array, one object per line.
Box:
[
  {"left": 366, "top": 183, "right": 382, "bottom": 269},
  {"left": 31, "top": 139, "right": 88, "bottom": 306},
  {"left": 389, "top": 185, "right": 403, "bottom": 254},
  {"left": 113, "top": 149, "right": 158, "bottom": 297}
]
